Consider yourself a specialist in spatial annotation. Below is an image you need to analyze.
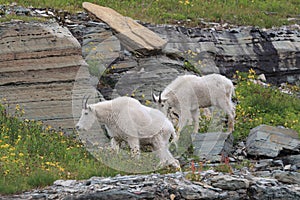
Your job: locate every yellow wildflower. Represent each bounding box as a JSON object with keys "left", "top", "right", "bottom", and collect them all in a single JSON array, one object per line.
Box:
[
  {"left": 0, "top": 144, "right": 10, "bottom": 148},
  {"left": 45, "top": 125, "right": 52, "bottom": 131},
  {"left": 145, "top": 100, "right": 151, "bottom": 106},
  {"left": 9, "top": 147, "right": 15, "bottom": 151},
  {"left": 15, "top": 104, "right": 20, "bottom": 111},
  {"left": 248, "top": 68, "right": 256, "bottom": 75},
  {"left": 184, "top": 0, "right": 190, "bottom": 5}
]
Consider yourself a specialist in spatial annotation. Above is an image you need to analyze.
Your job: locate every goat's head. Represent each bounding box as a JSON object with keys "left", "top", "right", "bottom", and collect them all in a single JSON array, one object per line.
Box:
[
  {"left": 75, "top": 95, "right": 97, "bottom": 131},
  {"left": 152, "top": 91, "right": 169, "bottom": 115}
]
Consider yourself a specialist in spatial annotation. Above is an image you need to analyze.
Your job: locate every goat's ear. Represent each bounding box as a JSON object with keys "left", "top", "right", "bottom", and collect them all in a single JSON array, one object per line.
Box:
[
  {"left": 160, "top": 98, "right": 168, "bottom": 103},
  {"left": 88, "top": 105, "right": 94, "bottom": 112},
  {"left": 152, "top": 92, "right": 159, "bottom": 103},
  {"left": 159, "top": 94, "right": 168, "bottom": 103},
  {"left": 158, "top": 91, "right": 169, "bottom": 103}
]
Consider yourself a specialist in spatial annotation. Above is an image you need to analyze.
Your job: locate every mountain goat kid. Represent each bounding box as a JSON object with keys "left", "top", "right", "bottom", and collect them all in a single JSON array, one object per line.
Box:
[
  {"left": 76, "top": 96, "right": 180, "bottom": 169},
  {"left": 153, "top": 74, "right": 235, "bottom": 135}
]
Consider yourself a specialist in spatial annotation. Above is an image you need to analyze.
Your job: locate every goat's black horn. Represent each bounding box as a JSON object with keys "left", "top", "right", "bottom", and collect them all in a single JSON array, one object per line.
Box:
[
  {"left": 82, "top": 95, "right": 87, "bottom": 108},
  {"left": 85, "top": 95, "right": 91, "bottom": 109},
  {"left": 159, "top": 91, "right": 162, "bottom": 103},
  {"left": 151, "top": 90, "right": 156, "bottom": 102}
]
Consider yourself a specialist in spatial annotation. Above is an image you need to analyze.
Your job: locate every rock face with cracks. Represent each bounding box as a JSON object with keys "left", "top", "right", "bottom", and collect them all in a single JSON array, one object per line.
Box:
[
  {"left": 246, "top": 125, "right": 300, "bottom": 158},
  {"left": 0, "top": 22, "right": 88, "bottom": 133}
]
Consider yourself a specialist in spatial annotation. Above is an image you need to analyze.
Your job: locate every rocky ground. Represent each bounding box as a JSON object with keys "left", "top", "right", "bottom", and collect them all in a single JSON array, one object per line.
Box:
[
  {"left": 0, "top": 3, "right": 300, "bottom": 200},
  {"left": 4, "top": 171, "right": 300, "bottom": 200}
]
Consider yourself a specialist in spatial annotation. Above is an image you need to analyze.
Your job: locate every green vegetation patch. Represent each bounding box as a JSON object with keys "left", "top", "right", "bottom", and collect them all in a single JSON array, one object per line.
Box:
[
  {"left": 0, "top": 101, "right": 119, "bottom": 195},
  {"left": 233, "top": 69, "right": 300, "bottom": 140},
  {"left": 0, "top": 0, "right": 299, "bottom": 28}
]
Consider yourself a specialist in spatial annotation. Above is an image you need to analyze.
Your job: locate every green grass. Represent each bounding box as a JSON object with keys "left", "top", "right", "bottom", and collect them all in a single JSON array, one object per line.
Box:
[
  {"left": 0, "top": 0, "right": 299, "bottom": 28},
  {"left": 0, "top": 15, "right": 47, "bottom": 23},
  {"left": 233, "top": 69, "right": 300, "bottom": 140},
  {"left": 0, "top": 102, "right": 120, "bottom": 195}
]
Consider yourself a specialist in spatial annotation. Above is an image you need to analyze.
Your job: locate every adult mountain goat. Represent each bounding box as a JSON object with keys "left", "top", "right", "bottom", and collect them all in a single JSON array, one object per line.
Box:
[
  {"left": 153, "top": 74, "right": 235, "bottom": 134},
  {"left": 76, "top": 96, "right": 180, "bottom": 169}
]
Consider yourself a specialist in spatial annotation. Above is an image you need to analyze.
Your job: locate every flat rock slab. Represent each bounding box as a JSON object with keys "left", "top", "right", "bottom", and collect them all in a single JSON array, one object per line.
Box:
[
  {"left": 246, "top": 125, "right": 300, "bottom": 158},
  {"left": 82, "top": 2, "right": 167, "bottom": 55},
  {"left": 211, "top": 175, "right": 250, "bottom": 190},
  {"left": 191, "top": 132, "right": 234, "bottom": 162}
]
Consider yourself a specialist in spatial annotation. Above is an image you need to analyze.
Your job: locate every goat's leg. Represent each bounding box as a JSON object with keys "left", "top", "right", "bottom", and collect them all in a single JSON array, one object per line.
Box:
[
  {"left": 225, "top": 101, "right": 235, "bottom": 133},
  {"left": 177, "top": 111, "right": 189, "bottom": 134},
  {"left": 153, "top": 134, "right": 181, "bottom": 170},
  {"left": 226, "top": 86, "right": 236, "bottom": 132},
  {"left": 227, "top": 106, "right": 235, "bottom": 133},
  {"left": 191, "top": 108, "right": 200, "bottom": 133},
  {"left": 110, "top": 138, "right": 120, "bottom": 153},
  {"left": 127, "top": 137, "right": 140, "bottom": 159},
  {"left": 218, "top": 99, "right": 235, "bottom": 133}
]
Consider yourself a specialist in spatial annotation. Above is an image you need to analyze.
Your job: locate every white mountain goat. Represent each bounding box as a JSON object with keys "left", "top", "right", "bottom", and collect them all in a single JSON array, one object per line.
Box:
[
  {"left": 153, "top": 74, "right": 235, "bottom": 135},
  {"left": 76, "top": 96, "right": 180, "bottom": 169}
]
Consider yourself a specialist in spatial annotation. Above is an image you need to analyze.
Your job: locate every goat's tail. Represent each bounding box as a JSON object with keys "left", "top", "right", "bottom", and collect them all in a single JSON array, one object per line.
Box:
[
  {"left": 231, "top": 84, "right": 236, "bottom": 97},
  {"left": 225, "top": 82, "right": 236, "bottom": 101}
]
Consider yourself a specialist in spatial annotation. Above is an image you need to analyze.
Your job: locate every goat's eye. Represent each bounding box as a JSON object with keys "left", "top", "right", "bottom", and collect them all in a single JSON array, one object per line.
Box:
[{"left": 161, "top": 104, "right": 164, "bottom": 107}]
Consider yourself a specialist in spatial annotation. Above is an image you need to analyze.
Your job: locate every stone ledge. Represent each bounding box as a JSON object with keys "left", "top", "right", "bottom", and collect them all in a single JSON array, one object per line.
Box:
[{"left": 4, "top": 171, "right": 300, "bottom": 200}]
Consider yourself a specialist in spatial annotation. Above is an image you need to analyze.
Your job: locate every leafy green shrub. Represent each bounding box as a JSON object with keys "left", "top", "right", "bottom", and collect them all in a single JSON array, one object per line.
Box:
[{"left": 233, "top": 69, "right": 300, "bottom": 140}]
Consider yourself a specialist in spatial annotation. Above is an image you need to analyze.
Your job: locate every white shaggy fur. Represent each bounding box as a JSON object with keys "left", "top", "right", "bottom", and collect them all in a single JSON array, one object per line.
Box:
[
  {"left": 76, "top": 96, "right": 180, "bottom": 169},
  {"left": 153, "top": 74, "right": 235, "bottom": 134}
]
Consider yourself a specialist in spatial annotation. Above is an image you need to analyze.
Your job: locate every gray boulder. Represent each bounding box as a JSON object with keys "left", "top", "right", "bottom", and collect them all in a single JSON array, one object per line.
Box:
[
  {"left": 192, "top": 132, "right": 234, "bottom": 162},
  {"left": 246, "top": 125, "right": 300, "bottom": 158},
  {"left": 210, "top": 175, "right": 250, "bottom": 190},
  {"left": 272, "top": 170, "right": 300, "bottom": 185}
]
